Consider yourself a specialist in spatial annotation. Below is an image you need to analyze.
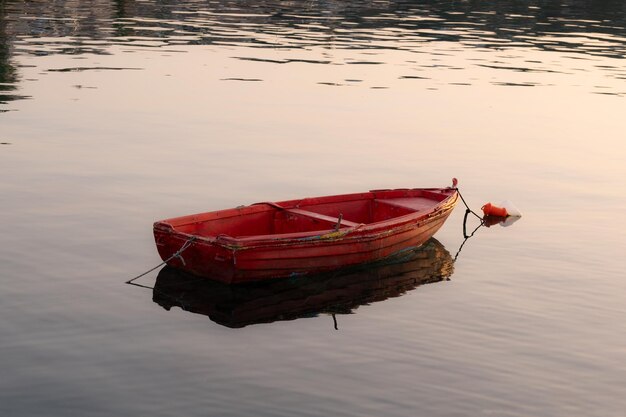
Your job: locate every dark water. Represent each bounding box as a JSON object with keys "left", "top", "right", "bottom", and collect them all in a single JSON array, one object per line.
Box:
[{"left": 2, "top": 1, "right": 626, "bottom": 416}]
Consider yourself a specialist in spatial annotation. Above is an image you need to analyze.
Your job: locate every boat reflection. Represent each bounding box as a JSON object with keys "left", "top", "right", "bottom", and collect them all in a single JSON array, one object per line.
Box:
[{"left": 153, "top": 238, "right": 454, "bottom": 328}]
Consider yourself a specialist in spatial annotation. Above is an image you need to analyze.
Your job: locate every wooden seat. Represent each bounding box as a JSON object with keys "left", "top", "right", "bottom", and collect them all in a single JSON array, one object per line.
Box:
[
  {"left": 286, "top": 208, "right": 360, "bottom": 228},
  {"left": 375, "top": 197, "right": 435, "bottom": 213}
]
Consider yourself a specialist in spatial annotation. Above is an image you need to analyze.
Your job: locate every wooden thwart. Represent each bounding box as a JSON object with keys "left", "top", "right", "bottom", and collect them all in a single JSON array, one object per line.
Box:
[{"left": 286, "top": 208, "right": 360, "bottom": 228}]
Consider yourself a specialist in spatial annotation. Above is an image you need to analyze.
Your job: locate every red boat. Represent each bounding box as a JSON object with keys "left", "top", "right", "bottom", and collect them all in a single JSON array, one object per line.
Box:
[{"left": 153, "top": 180, "right": 459, "bottom": 283}]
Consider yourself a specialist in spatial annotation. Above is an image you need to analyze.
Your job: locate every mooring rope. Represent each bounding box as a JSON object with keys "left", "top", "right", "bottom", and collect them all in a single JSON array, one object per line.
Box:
[
  {"left": 452, "top": 188, "right": 484, "bottom": 262},
  {"left": 453, "top": 210, "right": 484, "bottom": 262},
  {"left": 126, "top": 236, "right": 196, "bottom": 284},
  {"left": 454, "top": 188, "right": 482, "bottom": 220}
]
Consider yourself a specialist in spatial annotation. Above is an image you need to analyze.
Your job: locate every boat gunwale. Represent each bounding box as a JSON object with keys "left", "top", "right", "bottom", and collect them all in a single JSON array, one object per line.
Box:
[{"left": 154, "top": 188, "right": 458, "bottom": 250}]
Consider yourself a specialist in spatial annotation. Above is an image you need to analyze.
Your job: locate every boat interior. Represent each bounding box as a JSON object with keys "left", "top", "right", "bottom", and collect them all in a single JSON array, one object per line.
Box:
[{"left": 168, "top": 190, "right": 450, "bottom": 239}]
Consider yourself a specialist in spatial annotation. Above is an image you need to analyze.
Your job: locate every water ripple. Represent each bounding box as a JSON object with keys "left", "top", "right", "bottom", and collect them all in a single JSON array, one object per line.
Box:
[{"left": 1, "top": 1, "right": 625, "bottom": 103}]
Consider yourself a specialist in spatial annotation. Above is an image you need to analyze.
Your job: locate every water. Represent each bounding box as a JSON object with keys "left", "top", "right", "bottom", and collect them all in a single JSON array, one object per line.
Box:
[{"left": 1, "top": 1, "right": 625, "bottom": 416}]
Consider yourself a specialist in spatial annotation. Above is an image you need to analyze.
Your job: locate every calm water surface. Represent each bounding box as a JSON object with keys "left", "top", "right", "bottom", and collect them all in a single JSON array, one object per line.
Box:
[{"left": 1, "top": 1, "right": 625, "bottom": 416}]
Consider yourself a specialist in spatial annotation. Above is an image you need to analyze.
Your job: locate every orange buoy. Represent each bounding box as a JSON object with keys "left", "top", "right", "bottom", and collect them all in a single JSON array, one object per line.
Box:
[{"left": 482, "top": 202, "right": 508, "bottom": 217}]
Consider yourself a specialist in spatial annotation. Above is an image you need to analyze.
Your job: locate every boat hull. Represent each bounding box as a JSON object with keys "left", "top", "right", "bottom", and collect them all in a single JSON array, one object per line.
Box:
[{"left": 154, "top": 187, "right": 458, "bottom": 283}]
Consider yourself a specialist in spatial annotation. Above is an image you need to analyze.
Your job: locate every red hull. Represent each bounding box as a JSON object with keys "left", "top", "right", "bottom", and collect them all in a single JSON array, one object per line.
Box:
[{"left": 154, "top": 185, "right": 458, "bottom": 283}]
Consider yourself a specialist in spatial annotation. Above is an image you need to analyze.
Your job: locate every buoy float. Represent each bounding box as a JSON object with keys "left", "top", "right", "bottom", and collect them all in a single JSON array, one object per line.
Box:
[
  {"left": 482, "top": 202, "right": 508, "bottom": 217},
  {"left": 481, "top": 200, "right": 522, "bottom": 218}
]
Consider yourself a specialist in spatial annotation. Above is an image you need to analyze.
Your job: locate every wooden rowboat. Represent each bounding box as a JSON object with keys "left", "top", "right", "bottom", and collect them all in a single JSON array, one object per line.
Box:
[{"left": 153, "top": 180, "right": 459, "bottom": 283}]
